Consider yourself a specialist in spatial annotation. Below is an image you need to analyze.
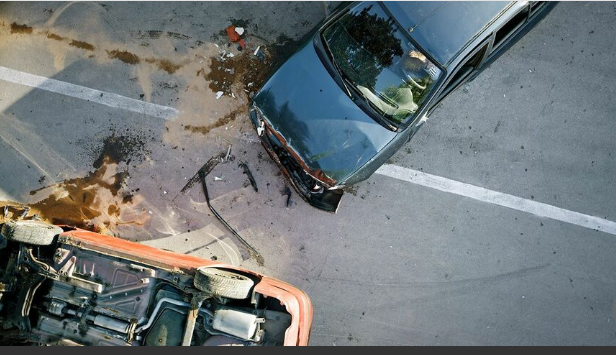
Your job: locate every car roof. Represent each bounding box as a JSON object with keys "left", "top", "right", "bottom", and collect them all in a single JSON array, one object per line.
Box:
[{"left": 382, "top": 1, "right": 514, "bottom": 65}]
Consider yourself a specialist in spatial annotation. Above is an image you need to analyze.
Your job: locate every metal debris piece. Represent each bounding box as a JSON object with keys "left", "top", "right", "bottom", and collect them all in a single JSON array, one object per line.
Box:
[
  {"left": 198, "top": 169, "right": 264, "bottom": 266},
  {"left": 238, "top": 161, "right": 258, "bottom": 193},
  {"left": 215, "top": 91, "right": 224, "bottom": 100},
  {"left": 3, "top": 205, "right": 8, "bottom": 218},
  {"left": 253, "top": 46, "right": 265, "bottom": 61},
  {"left": 224, "top": 145, "right": 232, "bottom": 162},
  {"left": 177, "top": 155, "right": 224, "bottom": 197},
  {"left": 20, "top": 207, "right": 30, "bottom": 219},
  {"left": 283, "top": 187, "right": 292, "bottom": 208},
  {"left": 214, "top": 176, "right": 225, "bottom": 181}
]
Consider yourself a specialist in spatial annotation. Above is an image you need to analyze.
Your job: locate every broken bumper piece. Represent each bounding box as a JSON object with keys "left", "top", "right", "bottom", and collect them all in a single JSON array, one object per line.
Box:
[{"left": 249, "top": 107, "right": 343, "bottom": 213}]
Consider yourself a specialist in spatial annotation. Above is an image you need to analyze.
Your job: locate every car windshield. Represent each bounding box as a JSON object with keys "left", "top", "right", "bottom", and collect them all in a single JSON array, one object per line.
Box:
[{"left": 322, "top": 2, "right": 442, "bottom": 125}]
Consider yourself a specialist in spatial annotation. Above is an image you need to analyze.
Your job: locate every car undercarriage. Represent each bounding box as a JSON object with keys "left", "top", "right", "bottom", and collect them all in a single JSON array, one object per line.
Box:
[{"left": 0, "top": 214, "right": 303, "bottom": 346}]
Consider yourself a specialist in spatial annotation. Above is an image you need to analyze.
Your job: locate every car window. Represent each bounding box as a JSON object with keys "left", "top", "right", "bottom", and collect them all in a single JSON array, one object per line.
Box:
[
  {"left": 492, "top": 5, "right": 530, "bottom": 51},
  {"left": 321, "top": 2, "right": 442, "bottom": 126},
  {"left": 431, "top": 42, "right": 488, "bottom": 111}
]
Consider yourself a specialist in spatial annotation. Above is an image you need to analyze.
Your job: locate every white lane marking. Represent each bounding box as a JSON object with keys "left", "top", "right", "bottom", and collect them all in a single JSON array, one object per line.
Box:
[
  {"left": 0, "top": 66, "right": 178, "bottom": 120},
  {"left": 376, "top": 164, "right": 616, "bottom": 236}
]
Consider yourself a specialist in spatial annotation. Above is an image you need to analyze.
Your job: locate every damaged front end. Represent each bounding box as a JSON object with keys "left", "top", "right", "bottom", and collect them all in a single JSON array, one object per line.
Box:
[{"left": 250, "top": 106, "right": 343, "bottom": 213}]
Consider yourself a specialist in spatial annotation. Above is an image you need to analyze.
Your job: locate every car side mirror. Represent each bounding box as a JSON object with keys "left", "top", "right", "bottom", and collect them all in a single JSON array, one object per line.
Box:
[
  {"left": 406, "top": 114, "right": 429, "bottom": 143},
  {"left": 418, "top": 114, "right": 429, "bottom": 125}
]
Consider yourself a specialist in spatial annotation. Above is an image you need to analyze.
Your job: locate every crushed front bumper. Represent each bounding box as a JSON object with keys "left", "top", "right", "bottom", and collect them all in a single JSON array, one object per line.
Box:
[{"left": 249, "top": 106, "right": 343, "bottom": 213}]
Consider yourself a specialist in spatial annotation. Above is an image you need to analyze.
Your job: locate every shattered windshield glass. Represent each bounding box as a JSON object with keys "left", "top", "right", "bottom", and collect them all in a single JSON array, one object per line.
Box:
[{"left": 322, "top": 2, "right": 442, "bottom": 125}]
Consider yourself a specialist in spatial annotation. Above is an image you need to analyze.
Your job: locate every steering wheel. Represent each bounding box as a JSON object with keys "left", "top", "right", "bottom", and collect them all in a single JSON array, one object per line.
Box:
[{"left": 406, "top": 74, "right": 426, "bottom": 90}]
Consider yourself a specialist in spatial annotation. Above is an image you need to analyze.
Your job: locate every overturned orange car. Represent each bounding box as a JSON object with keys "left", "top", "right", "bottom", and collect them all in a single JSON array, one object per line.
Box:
[{"left": 0, "top": 215, "right": 312, "bottom": 346}]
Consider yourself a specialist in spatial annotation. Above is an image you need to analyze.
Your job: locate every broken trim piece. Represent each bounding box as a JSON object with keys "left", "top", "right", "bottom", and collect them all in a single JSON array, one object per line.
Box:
[
  {"left": 197, "top": 169, "right": 264, "bottom": 266},
  {"left": 238, "top": 161, "right": 258, "bottom": 193}
]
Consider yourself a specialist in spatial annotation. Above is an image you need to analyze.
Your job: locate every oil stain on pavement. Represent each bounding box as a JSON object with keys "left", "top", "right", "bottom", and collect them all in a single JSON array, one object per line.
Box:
[
  {"left": 2, "top": 135, "right": 152, "bottom": 234},
  {"left": 0, "top": 18, "right": 304, "bottom": 243}
]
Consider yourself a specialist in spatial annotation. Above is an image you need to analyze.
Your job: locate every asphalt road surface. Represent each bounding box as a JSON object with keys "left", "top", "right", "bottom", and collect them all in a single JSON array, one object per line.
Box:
[{"left": 1, "top": 1, "right": 615, "bottom": 345}]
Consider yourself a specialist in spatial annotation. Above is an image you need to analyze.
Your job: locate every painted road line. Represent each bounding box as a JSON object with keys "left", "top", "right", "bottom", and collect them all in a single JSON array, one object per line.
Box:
[
  {"left": 376, "top": 164, "right": 616, "bottom": 236},
  {"left": 0, "top": 66, "right": 178, "bottom": 120}
]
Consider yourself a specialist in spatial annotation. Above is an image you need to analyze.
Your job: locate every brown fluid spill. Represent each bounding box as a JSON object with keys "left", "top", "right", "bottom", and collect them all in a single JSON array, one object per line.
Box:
[
  {"left": 107, "top": 50, "right": 183, "bottom": 74},
  {"left": 3, "top": 23, "right": 192, "bottom": 77},
  {"left": 204, "top": 51, "right": 272, "bottom": 97},
  {"left": 202, "top": 35, "right": 301, "bottom": 98},
  {"left": 107, "top": 49, "right": 141, "bottom": 65},
  {"left": 145, "top": 58, "right": 182, "bottom": 74},
  {"left": 46, "top": 32, "right": 64, "bottom": 41},
  {"left": 7, "top": 134, "right": 151, "bottom": 233},
  {"left": 184, "top": 108, "right": 244, "bottom": 136},
  {"left": 131, "top": 30, "right": 191, "bottom": 41},
  {"left": 92, "top": 134, "right": 146, "bottom": 169},
  {"left": 10, "top": 23, "right": 33, "bottom": 34},
  {"left": 69, "top": 40, "right": 95, "bottom": 51},
  {"left": 28, "top": 157, "right": 129, "bottom": 230}
]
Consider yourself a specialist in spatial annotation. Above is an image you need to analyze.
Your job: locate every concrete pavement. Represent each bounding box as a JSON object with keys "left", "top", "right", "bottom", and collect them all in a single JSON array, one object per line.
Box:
[{"left": 0, "top": 1, "right": 615, "bottom": 345}]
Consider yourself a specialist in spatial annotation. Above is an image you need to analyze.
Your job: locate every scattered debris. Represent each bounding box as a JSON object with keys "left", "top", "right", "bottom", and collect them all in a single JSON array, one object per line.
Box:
[
  {"left": 197, "top": 161, "right": 264, "bottom": 266},
  {"left": 178, "top": 155, "right": 224, "bottom": 196},
  {"left": 216, "top": 91, "right": 224, "bottom": 99},
  {"left": 225, "top": 25, "right": 246, "bottom": 50},
  {"left": 224, "top": 145, "right": 232, "bottom": 162},
  {"left": 253, "top": 46, "right": 266, "bottom": 61},
  {"left": 204, "top": 52, "right": 271, "bottom": 98},
  {"left": 282, "top": 187, "right": 293, "bottom": 208},
  {"left": 214, "top": 176, "right": 226, "bottom": 181},
  {"left": 239, "top": 161, "right": 258, "bottom": 193},
  {"left": 92, "top": 134, "right": 147, "bottom": 169}
]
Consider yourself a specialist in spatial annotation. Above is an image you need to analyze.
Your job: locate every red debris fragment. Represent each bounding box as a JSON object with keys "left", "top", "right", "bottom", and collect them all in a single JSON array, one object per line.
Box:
[{"left": 225, "top": 25, "right": 246, "bottom": 49}]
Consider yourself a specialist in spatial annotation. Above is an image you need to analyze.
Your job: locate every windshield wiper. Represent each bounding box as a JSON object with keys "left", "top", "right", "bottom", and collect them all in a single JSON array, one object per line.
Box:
[
  {"left": 321, "top": 36, "right": 354, "bottom": 100},
  {"left": 354, "top": 88, "right": 399, "bottom": 131}
]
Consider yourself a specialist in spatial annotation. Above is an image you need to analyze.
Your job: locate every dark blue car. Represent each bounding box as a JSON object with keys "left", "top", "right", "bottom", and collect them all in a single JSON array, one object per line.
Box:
[{"left": 250, "top": 1, "right": 555, "bottom": 212}]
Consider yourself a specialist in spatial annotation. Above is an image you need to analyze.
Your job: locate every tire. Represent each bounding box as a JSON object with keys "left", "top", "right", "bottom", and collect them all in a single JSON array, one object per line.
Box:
[
  {"left": 0, "top": 220, "right": 63, "bottom": 246},
  {"left": 194, "top": 267, "right": 254, "bottom": 299}
]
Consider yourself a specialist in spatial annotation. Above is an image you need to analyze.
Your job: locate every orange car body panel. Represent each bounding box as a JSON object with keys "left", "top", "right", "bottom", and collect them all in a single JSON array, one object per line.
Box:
[{"left": 58, "top": 228, "right": 313, "bottom": 346}]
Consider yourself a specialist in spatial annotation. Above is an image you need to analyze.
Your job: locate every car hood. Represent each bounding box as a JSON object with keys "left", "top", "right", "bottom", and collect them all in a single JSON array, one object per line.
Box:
[{"left": 253, "top": 41, "right": 397, "bottom": 184}]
